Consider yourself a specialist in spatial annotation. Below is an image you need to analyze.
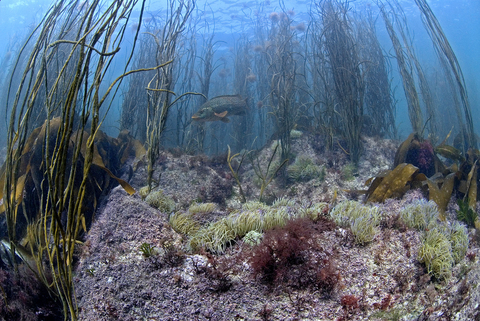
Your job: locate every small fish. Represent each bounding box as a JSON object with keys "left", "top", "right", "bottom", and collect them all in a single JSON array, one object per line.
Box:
[
  {"left": 191, "top": 95, "right": 247, "bottom": 123},
  {"left": 434, "top": 144, "right": 465, "bottom": 163},
  {"left": 0, "top": 239, "right": 35, "bottom": 267}
]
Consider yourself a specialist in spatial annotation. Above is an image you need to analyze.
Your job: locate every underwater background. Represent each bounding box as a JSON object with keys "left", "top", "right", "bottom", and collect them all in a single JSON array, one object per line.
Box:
[
  {"left": 0, "top": 0, "right": 480, "bottom": 320},
  {"left": 0, "top": 0, "right": 479, "bottom": 151}
]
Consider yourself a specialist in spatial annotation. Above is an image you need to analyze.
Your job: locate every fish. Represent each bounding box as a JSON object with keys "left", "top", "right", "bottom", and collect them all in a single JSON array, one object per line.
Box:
[
  {"left": 434, "top": 144, "right": 465, "bottom": 163},
  {"left": 191, "top": 94, "right": 247, "bottom": 123},
  {"left": 0, "top": 239, "right": 35, "bottom": 267}
]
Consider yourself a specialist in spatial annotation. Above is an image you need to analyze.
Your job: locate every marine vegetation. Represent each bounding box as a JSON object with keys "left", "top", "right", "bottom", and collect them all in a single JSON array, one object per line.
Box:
[
  {"left": 139, "top": 242, "right": 157, "bottom": 258},
  {"left": 250, "top": 143, "right": 289, "bottom": 202},
  {"left": 415, "top": 0, "right": 476, "bottom": 151},
  {"left": 365, "top": 163, "right": 425, "bottom": 203},
  {"left": 226, "top": 146, "right": 248, "bottom": 203},
  {"left": 360, "top": 0, "right": 478, "bottom": 217},
  {"left": 0, "top": 0, "right": 478, "bottom": 319},
  {"left": 380, "top": 3, "right": 423, "bottom": 135},
  {"left": 143, "top": 0, "right": 195, "bottom": 192},
  {"left": 227, "top": 142, "right": 288, "bottom": 204},
  {"left": 248, "top": 217, "right": 339, "bottom": 292},
  {"left": 0, "top": 119, "right": 142, "bottom": 239},
  {"left": 320, "top": 1, "right": 365, "bottom": 164},
  {"left": 266, "top": 10, "right": 297, "bottom": 173},
  {"left": 366, "top": 132, "right": 479, "bottom": 221},
  {"left": 456, "top": 198, "right": 479, "bottom": 228},
  {"left": 0, "top": 1, "right": 156, "bottom": 318},
  {"left": 393, "top": 133, "right": 444, "bottom": 176}
]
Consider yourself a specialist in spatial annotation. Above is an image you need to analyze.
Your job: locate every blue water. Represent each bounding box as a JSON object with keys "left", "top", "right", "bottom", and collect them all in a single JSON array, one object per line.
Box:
[{"left": 0, "top": 0, "right": 478, "bottom": 148}]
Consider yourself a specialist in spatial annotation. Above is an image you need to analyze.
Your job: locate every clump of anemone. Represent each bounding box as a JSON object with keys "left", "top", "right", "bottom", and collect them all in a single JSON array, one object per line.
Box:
[
  {"left": 186, "top": 199, "right": 332, "bottom": 254},
  {"left": 298, "top": 202, "right": 328, "bottom": 221},
  {"left": 145, "top": 190, "right": 176, "bottom": 213},
  {"left": 138, "top": 185, "right": 150, "bottom": 200},
  {"left": 242, "top": 200, "right": 269, "bottom": 211},
  {"left": 169, "top": 212, "right": 200, "bottom": 236},
  {"left": 418, "top": 222, "right": 469, "bottom": 280},
  {"left": 287, "top": 156, "right": 324, "bottom": 182},
  {"left": 262, "top": 206, "right": 291, "bottom": 230},
  {"left": 330, "top": 200, "right": 381, "bottom": 245},
  {"left": 188, "top": 202, "right": 216, "bottom": 215},
  {"left": 398, "top": 198, "right": 470, "bottom": 281},
  {"left": 271, "top": 197, "right": 296, "bottom": 208},
  {"left": 399, "top": 199, "right": 439, "bottom": 230},
  {"left": 449, "top": 222, "right": 469, "bottom": 264},
  {"left": 398, "top": 196, "right": 470, "bottom": 266},
  {"left": 188, "top": 218, "right": 236, "bottom": 254},
  {"left": 290, "top": 129, "right": 302, "bottom": 139},
  {"left": 226, "top": 210, "right": 263, "bottom": 237},
  {"left": 418, "top": 227, "right": 454, "bottom": 280},
  {"left": 350, "top": 215, "right": 380, "bottom": 245}
]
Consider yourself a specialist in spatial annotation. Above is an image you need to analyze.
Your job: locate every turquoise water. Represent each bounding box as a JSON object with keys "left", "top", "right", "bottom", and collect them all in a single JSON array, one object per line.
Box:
[{"left": 0, "top": 0, "right": 478, "bottom": 148}]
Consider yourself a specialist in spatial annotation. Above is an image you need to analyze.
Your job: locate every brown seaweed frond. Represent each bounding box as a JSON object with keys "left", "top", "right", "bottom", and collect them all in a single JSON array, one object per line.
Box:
[
  {"left": 414, "top": 0, "right": 476, "bottom": 151},
  {"left": 379, "top": 2, "right": 423, "bottom": 134},
  {"left": 2, "top": 0, "right": 153, "bottom": 319},
  {"left": 145, "top": 0, "right": 195, "bottom": 190}
]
